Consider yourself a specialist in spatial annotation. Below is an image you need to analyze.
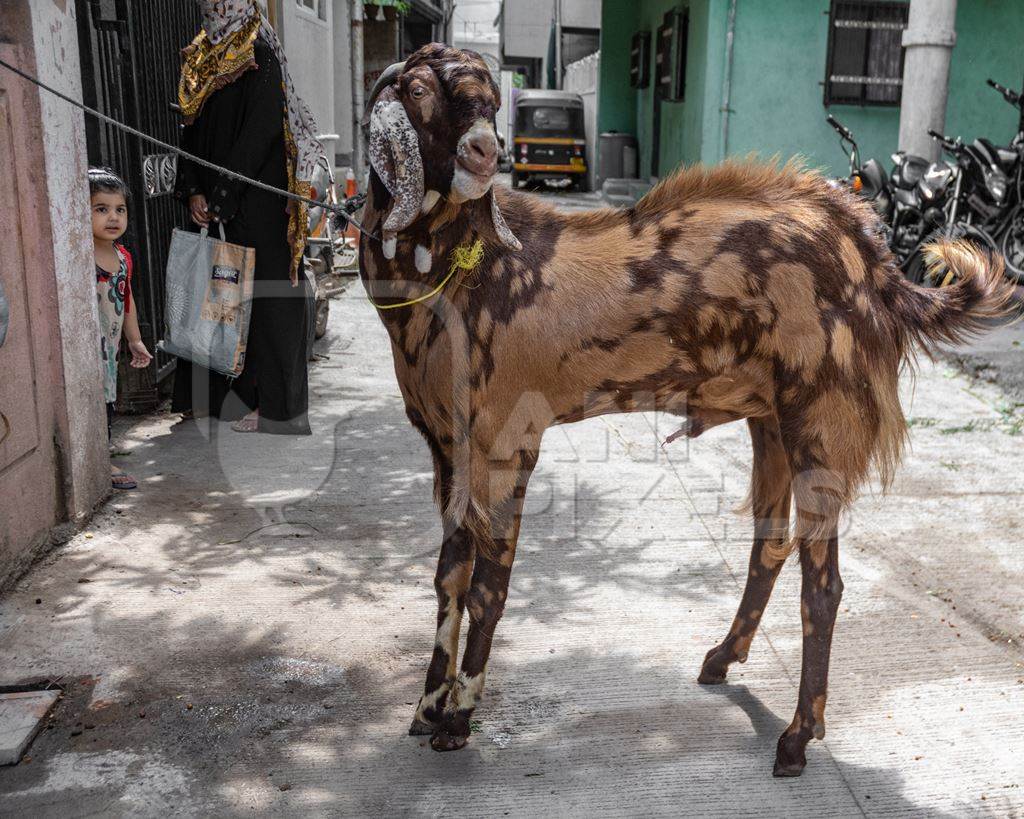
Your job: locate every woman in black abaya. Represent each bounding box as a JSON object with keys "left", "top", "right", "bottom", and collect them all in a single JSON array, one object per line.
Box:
[{"left": 172, "top": 0, "right": 323, "bottom": 435}]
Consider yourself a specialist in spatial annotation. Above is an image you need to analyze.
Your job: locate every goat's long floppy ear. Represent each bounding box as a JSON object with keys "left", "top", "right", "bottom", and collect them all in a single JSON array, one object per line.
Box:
[
  {"left": 366, "top": 78, "right": 423, "bottom": 256},
  {"left": 488, "top": 187, "right": 522, "bottom": 251}
]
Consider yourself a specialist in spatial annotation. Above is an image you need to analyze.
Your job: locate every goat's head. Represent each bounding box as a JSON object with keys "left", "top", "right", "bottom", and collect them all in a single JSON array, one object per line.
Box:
[{"left": 364, "top": 43, "right": 521, "bottom": 255}]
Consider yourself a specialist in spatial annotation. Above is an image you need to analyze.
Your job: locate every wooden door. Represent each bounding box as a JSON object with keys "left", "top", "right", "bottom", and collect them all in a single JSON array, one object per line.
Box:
[{"left": 0, "top": 43, "right": 63, "bottom": 572}]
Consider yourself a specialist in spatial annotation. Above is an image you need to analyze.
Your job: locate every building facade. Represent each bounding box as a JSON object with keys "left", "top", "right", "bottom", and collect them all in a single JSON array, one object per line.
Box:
[
  {"left": 0, "top": 1, "right": 109, "bottom": 590},
  {"left": 498, "top": 0, "right": 600, "bottom": 88},
  {"left": 599, "top": 0, "right": 1024, "bottom": 181}
]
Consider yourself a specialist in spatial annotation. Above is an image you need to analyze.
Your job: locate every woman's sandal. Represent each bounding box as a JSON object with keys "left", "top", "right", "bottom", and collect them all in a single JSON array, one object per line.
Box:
[{"left": 111, "top": 469, "right": 137, "bottom": 490}]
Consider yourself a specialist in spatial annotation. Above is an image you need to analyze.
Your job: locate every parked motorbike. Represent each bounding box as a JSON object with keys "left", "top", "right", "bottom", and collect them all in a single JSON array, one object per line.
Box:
[
  {"left": 305, "top": 157, "right": 360, "bottom": 342},
  {"left": 889, "top": 134, "right": 961, "bottom": 284},
  {"left": 984, "top": 78, "right": 1024, "bottom": 283},
  {"left": 903, "top": 125, "right": 1016, "bottom": 286},
  {"left": 828, "top": 104, "right": 1021, "bottom": 288},
  {"left": 826, "top": 114, "right": 892, "bottom": 225},
  {"left": 904, "top": 78, "right": 1024, "bottom": 286}
]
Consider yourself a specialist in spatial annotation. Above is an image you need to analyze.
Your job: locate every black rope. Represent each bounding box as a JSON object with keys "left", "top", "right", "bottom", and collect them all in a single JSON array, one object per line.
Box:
[{"left": 0, "top": 56, "right": 378, "bottom": 242}]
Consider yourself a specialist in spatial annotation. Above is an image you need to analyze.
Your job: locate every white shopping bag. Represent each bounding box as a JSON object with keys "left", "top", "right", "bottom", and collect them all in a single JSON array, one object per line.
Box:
[{"left": 158, "top": 223, "right": 255, "bottom": 377}]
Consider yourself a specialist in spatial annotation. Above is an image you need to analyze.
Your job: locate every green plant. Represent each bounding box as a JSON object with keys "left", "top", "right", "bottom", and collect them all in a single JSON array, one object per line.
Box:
[{"left": 367, "top": 0, "right": 411, "bottom": 13}]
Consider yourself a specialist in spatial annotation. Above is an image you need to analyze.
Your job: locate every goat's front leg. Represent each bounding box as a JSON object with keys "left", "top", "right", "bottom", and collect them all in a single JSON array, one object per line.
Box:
[
  {"left": 774, "top": 534, "right": 843, "bottom": 777},
  {"left": 409, "top": 522, "right": 474, "bottom": 735},
  {"left": 430, "top": 473, "right": 531, "bottom": 752}
]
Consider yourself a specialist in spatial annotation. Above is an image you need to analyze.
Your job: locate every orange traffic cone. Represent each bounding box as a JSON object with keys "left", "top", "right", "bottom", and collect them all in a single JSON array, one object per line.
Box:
[{"left": 343, "top": 168, "right": 359, "bottom": 241}]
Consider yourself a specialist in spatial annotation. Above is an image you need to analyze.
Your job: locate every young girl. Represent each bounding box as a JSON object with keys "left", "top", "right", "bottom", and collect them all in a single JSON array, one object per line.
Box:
[{"left": 89, "top": 167, "right": 152, "bottom": 490}]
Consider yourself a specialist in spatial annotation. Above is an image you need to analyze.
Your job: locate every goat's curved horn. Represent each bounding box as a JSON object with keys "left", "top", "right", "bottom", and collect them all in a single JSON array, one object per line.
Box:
[
  {"left": 361, "top": 61, "right": 405, "bottom": 134},
  {"left": 368, "top": 84, "right": 425, "bottom": 241}
]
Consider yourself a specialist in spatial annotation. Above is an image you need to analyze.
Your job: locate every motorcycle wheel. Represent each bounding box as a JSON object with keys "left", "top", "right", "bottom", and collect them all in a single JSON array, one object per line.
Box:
[
  {"left": 904, "top": 248, "right": 932, "bottom": 286},
  {"left": 997, "top": 206, "right": 1024, "bottom": 285}
]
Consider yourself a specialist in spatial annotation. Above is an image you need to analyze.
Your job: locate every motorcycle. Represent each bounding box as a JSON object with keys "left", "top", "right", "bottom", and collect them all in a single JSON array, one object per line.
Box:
[
  {"left": 984, "top": 78, "right": 1024, "bottom": 283},
  {"left": 826, "top": 114, "right": 892, "bottom": 226},
  {"left": 305, "top": 157, "right": 360, "bottom": 342},
  {"left": 827, "top": 110, "right": 1009, "bottom": 288},
  {"left": 903, "top": 125, "right": 1014, "bottom": 286},
  {"left": 886, "top": 141, "right": 957, "bottom": 270},
  {"left": 905, "top": 78, "right": 1024, "bottom": 286}
]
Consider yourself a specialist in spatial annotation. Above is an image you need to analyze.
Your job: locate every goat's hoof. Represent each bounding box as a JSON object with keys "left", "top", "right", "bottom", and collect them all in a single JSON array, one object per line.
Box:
[
  {"left": 697, "top": 647, "right": 730, "bottom": 685},
  {"left": 772, "top": 758, "right": 805, "bottom": 778},
  {"left": 773, "top": 732, "right": 807, "bottom": 778},
  {"left": 409, "top": 718, "right": 436, "bottom": 736},
  {"left": 430, "top": 730, "right": 469, "bottom": 752}
]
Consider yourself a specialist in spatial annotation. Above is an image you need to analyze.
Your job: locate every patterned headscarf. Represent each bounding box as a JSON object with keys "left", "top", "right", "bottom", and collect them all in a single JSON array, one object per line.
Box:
[{"left": 180, "top": 0, "right": 326, "bottom": 282}]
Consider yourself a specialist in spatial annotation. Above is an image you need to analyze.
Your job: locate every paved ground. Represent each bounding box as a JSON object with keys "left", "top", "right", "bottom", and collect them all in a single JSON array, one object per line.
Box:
[
  {"left": 2, "top": 190, "right": 1024, "bottom": 816},
  {"left": 943, "top": 320, "right": 1024, "bottom": 403}
]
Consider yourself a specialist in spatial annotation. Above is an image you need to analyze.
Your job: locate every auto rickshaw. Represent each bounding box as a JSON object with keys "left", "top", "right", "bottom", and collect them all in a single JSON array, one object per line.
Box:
[{"left": 511, "top": 90, "right": 588, "bottom": 192}]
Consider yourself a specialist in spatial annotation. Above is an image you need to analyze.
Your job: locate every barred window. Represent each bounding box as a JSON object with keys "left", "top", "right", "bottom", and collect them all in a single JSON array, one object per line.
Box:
[{"left": 825, "top": 1, "right": 908, "bottom": 107}]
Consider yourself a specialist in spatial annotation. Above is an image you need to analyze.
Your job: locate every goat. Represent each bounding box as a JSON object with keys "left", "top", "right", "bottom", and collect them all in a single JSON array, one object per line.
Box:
[{"left": 356, "top": 43, "right": 1015, "bottom": 776}]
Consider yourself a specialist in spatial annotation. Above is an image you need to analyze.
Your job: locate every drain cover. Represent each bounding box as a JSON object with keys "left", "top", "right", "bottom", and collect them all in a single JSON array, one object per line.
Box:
[{"left": 0, "top": 690, "right": 60, "bottom": 765}]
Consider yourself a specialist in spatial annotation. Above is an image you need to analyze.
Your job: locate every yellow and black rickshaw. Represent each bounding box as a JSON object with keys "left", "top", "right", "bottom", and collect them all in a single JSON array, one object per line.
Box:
[{"left": 511, "top": 90, "right": 588, "bottom": 192}]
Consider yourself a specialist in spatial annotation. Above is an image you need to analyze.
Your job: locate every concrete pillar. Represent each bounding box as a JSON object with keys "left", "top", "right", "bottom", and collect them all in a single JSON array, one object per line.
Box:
[
  {"left": 350, "top": 0, "right": 366, "bottom": 182},
  {"left": 332, "top": 0, "right": 354, "bottom": 170},
  {"left": 898, "top": 0, "right": 958, "bottom": 162}
]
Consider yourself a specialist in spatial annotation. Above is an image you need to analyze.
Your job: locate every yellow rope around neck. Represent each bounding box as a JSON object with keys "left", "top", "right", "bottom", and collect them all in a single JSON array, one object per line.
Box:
[{"left": 369, "top": 238, "right": 484, "bottom": 310}]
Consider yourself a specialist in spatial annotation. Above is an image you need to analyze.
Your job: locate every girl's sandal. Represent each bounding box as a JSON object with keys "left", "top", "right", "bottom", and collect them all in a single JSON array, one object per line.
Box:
[{"left": 111, "top": 470, "right": 137, "bottom": 490}]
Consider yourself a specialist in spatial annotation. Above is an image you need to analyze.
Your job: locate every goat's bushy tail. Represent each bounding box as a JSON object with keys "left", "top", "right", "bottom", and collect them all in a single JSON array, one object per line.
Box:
[{"left": 893, "top": 240, "right": 1018, "bottom": 353}]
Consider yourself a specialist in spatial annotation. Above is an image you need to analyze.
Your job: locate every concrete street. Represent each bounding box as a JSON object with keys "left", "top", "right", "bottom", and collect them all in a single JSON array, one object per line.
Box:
[{"left": 1, "top": 188, "right": 1023, "bottom": 816}]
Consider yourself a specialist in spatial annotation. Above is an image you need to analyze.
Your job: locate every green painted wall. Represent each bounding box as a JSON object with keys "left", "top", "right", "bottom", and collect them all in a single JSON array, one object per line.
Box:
[
  {"left": 632, "top": 0, "right": 712, "bottom": 176},
  {"left": 714, "top": 0, "right": 898, "bottom": 177},
  {"left": 946, "top": 0, "right": 1024, "bottom": 148},
  {"left": 598, "top": 0, "right": 1024, "bottom": 180},
  {"left": 597, "top": 2, "right": 638, "bottom": 135}
]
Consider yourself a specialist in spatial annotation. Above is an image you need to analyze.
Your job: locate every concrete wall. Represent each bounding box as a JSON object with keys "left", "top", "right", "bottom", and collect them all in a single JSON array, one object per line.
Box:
[
  {"left": 502, "top": 0, "right": 553, "bottom": 59},
  {"left": 0, "top": 0, "right": 108, "bottom": 591},
  {"left": 278, "top": 0, "right": 336, "bottom": 137},
  {"left": 596, "top": 1, "right": 636, "bottom": 136},
  {"left": 604, "top": 0, "right": 715, "bottom": 178},
  {"left": 599, "top": 0, "right": 1024, "bottom": 180},
  {"left": 29, "top": 0, "right": 109, "bottom": 520},
  {"left": 722, "top": 0, "right": 1024, "bottom": 176},
  {"left": 945, "top": 0, "right": 1024, "bottom": 149},
  {"left": 722, "top": 0, "right": 894, "bottom": 175},
  {"left": 560, "top": 0, "right": 601, "bottom": 29}
]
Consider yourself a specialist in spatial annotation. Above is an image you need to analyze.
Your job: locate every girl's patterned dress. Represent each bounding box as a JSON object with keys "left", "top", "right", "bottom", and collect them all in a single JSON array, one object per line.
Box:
[{"left": 95, "top": 244, "right": 133, "bottom": 404}]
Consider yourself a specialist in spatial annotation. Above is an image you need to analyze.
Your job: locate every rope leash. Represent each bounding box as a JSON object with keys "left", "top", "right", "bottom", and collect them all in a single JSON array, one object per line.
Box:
[
  {"left": 0, "top": 56, "right": 378, "bottom": 243},
  {"left": 368, "top": 239, "right": 484, "bottom": 310}
]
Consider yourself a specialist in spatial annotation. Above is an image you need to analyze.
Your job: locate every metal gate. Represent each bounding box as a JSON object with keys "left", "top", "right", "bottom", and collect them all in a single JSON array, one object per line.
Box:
[{"left": 76, "top": 0, "right": 200, "bottom": 410}]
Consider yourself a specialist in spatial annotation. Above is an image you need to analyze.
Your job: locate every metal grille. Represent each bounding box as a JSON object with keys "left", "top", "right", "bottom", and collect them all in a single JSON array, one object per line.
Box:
[
  {"left": 77, "top": 0, "right": 201, "bottom": 409},
  {"left": 825, "top": 0, "right": 908, "bottom": 107}
]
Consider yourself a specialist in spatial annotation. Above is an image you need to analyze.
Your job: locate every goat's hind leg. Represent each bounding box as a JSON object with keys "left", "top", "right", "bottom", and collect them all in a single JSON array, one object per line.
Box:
[
  {"left": 699, "top": 416, "right": 791, "bottom": 684},
  {"left": 773, "top": 532, "right": 843, "bottom": 777}
]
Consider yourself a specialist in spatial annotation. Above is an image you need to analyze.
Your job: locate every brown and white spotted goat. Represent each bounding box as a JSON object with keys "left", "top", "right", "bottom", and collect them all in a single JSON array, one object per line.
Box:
[{"left": 357, "top": 44, "right": 1015, "bottom": 775}]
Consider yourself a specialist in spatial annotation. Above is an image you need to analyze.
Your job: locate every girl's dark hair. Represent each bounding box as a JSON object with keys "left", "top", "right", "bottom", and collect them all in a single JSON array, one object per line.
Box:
[{"left": 88, "top": 166, "right": 129, "bottom": 199}]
